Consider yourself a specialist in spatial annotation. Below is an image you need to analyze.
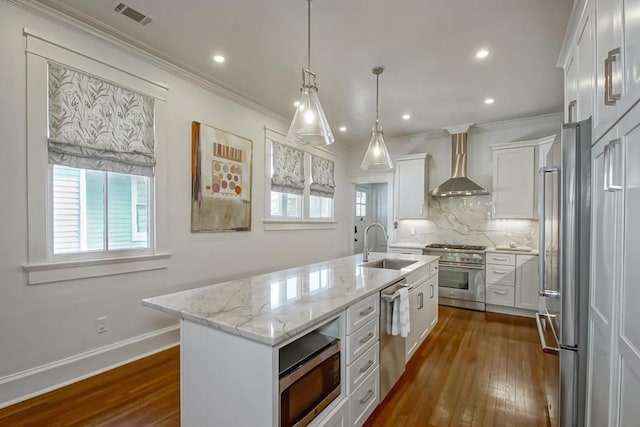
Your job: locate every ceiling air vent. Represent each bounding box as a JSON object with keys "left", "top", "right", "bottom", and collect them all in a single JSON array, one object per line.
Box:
[{"left": 114, "top": 3, "right": 152, "bottom": 26}]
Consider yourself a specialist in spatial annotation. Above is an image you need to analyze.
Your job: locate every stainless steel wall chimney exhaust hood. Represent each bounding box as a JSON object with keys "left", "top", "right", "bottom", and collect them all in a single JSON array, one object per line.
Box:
[{"left": 429, "top": 123, "right": 489, "bottom": 197}]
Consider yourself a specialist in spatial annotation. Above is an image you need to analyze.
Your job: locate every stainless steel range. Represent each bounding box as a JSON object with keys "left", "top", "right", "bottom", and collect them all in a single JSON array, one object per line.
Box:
[{"left": 423, "top": 244, "right": 486, "bottom": 311}]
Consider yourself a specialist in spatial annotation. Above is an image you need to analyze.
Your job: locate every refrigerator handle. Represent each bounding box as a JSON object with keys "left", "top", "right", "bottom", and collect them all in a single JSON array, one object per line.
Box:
[{"left": 538, "top": 166, "right": 561, "bottom": 297}]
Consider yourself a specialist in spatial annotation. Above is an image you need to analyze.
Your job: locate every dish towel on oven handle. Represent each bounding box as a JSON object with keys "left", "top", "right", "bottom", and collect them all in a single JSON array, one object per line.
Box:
[{"left": 392, "top": 287, "right": 410, "bottom": 338}]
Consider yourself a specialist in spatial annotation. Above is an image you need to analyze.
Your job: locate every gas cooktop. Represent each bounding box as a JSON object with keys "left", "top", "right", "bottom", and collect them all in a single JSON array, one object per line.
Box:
[{"left": 424, "top": 243, "right": 487, "bottom": 251}]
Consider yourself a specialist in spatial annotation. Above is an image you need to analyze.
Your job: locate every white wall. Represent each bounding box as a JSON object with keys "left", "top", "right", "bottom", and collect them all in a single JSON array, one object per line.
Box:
[
  {"left": 0, "top": 1, "right": 351, "bottom": 406},
  {"left": 347, "top": 113, "right": 563, "bottom": 248}
]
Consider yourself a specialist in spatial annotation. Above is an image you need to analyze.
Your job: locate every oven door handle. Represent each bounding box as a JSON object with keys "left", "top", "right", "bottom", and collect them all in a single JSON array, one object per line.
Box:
[{"left": 438, "top": 262, "right": 485, "bottom": 270}]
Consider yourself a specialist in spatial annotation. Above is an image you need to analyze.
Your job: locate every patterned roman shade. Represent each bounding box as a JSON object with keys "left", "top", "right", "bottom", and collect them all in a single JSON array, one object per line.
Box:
[
  {"left": 47, "top": 62, "right": 156, "bottom": 176},
  {"left": 271, "top": 140, "right": 305, "bottom": 195},
  {"left": 310, "top": 155, "right": 335, "bottom": 198}
]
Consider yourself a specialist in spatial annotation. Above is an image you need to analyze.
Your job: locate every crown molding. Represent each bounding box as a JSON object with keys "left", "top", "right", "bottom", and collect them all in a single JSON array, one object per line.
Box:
[
  {"left": 557, "top": 0, "right": 588, "bottom": 68},
  {"left": 5, "top": 0, "right": 289, "bottom": 124}
]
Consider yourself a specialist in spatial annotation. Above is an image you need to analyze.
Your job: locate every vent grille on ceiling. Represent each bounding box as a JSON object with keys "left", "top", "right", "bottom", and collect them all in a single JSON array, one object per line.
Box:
[{"left": 114, "top": 3, "right": 152, "bottom": 26}]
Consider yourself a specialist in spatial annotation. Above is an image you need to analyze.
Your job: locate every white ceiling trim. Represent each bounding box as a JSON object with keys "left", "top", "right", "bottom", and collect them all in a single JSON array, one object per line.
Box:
[{"left": 8, "top": 0, "right": 289, "bottom": 124}]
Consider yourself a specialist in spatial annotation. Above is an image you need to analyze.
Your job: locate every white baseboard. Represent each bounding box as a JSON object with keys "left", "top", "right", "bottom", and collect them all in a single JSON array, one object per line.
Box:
[
  {"left": 485, "top": 304, "right": 537, "bottom": 318},
  {"left": 0, "top": 325, "right": 180, "bottom": 409}
]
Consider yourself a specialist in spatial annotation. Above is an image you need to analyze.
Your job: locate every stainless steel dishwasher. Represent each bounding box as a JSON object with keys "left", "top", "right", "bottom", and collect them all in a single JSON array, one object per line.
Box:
[{"left": 379, "top": 278, "right": 408, "bottom": 400}]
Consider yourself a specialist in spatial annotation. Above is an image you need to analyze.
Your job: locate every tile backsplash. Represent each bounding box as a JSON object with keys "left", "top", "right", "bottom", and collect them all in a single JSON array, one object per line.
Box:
[{"left": 390, "top": 196, "right": 538, "bottom": 249}]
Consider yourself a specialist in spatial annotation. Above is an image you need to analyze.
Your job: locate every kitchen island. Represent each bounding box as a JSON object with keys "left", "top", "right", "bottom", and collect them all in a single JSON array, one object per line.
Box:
[{"left": 143, "top": 252, "right": 439, "bottom": 427}]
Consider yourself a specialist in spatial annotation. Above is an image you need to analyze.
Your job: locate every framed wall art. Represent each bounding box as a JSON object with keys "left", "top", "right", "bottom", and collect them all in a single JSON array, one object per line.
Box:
[{"left": 191, "top": 121, "right": 252, "bottom": 232}]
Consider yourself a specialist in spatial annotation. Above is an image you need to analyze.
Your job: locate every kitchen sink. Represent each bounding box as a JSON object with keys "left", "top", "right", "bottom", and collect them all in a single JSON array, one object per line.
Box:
[{"left": 361, "top": 259, "right": 417, "bottom": 270}]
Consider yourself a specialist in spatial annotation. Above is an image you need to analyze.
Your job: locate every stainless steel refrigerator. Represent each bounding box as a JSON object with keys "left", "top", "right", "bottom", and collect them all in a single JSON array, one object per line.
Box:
[{"left": 537, "top": 118, "right": 591, "bottom": 427}]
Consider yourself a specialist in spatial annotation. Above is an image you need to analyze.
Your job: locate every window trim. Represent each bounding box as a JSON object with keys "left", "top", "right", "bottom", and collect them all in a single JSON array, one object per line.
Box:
[
  {"left": 263, "top": 133, "right": 337, "bottom": 230},
  {"left": 23, "top": 30, "right": 170, "bottom": 284}
]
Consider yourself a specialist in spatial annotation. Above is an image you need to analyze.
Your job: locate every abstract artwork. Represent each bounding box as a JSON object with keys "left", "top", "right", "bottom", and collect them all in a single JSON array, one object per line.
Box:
[{"left": 191, "top": 122, "right": 252, "bottom": 232}]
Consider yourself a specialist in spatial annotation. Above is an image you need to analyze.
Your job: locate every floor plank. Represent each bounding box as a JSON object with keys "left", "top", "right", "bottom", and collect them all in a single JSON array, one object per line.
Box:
[{"left": 0, "top": 306, "right": 550, "bottom": 426}]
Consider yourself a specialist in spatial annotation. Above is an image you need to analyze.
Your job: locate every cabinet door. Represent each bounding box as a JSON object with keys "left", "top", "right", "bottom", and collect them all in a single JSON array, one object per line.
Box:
[
  {"left": 395, "top": 157, "right": 426, "bottom": 219},
  {"left": 586, "top": 128, "right": 620, "bottom": 427},
  {"left": 565, "top": 51, "right": 579, "bottom": 123},
  {"left": 424, "top": 276, "right": 438, "bottom": 334},
  {"left": 492, "top": 146, "right": 535, "bottom": 218},
  {"left": 515, "top": 255, "right": 539, "bottom": 310},
  {"left": 594, "top": 0, "right": 623, "bottom": 138},
  {"left": 622, "top": 0, "right": 640, "bottom": 113},
  {"left": 405, "top": 282, "right": 424, "bottom": 362},
  {"left": 617, "top": 106, "right": 640, "bottom": 427},
  {"left": 577, "top": 6, "right": 595, "bottom": 122}
]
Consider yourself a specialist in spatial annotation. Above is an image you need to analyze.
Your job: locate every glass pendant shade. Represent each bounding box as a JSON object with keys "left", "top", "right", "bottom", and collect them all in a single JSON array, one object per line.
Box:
[
  {"left": 287, "top": 84, "right": 334, "bottom": 146},
  {"left": 360, "top": 121, "right": 393, "bottom": 170}
]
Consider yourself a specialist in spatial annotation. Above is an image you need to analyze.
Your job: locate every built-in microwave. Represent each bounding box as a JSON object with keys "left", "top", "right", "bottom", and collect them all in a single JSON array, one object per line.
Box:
[{"left": 279, "top": 332, "right": 341, "bottom": 427}]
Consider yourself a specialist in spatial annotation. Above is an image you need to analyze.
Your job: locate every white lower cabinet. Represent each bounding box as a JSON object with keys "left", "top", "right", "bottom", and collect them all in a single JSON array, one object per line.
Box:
[
  {"left": 485, "top": 252, "right": 539, "bottom": 311},
  {"left": 405, "top": 272, "right": 438, "bottom": 363},
  {"left": 347, "top": 342, "right": 379, "bottom": 393},
  {"left": 349, "top": 367, "right": 380, "bottom": 427}
]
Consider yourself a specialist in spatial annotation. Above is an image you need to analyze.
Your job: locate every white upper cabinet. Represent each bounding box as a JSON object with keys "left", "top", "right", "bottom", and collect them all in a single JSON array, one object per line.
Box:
[
  {"left": 394, "top": 153, "right": 429, "bottom": 220},
  {"left": 490, "top": 135, "right": 555, "bottom": 219},
  {"left": 565, "top": 49, "right": 579, "bottom": 123}
]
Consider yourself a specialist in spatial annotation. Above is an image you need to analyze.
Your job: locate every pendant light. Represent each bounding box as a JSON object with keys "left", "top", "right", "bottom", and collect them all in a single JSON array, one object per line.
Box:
[
  {"left": 287, "top": 0, "right": 334, "bottom": 147},
  {"left": 360, "top": 67, "right": 393, "bottom": 170}
]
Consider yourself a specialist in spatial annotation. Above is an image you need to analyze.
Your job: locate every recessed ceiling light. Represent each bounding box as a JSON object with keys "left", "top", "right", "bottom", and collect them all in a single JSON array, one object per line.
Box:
[
  {"left": 402, "top": 114, "right": 411, "bottom": 120},
  {"left": 339, "top": 126, "right": 347, "bottom": 132},
  {"left": 476, "top": 49, "right": 489, "bottom": 59},
  {"left": 484, "top": 98, "right": 495, "bottom": 104},
  {"left": 213, "top": 55, "right": 226, "bottom": 63},
  {"left": 294, "top": 101, "right": 300, "bottom": 107}
]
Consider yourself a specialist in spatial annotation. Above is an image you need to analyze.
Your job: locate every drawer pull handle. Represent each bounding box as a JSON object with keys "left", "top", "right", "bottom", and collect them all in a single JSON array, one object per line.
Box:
[
  {"left": 492, "top": 257, "right": 508, "bottom": 261},
  {"left": 359, "top": 389, "right": 374, "bottom": 404},
  {"left": 359, "top": 332, "right": 374, "bottom": 344},
  {"left": 493, "top": 290, "right": 508, "bottom": 295},
  {"left": 359, "top": 306, "right": 375, "bottom": 316},
  {"left": 359, "top": 359, "right": 374, "bottom": 373},
  {"left": 493, "top": 269, "right": 508, "bottom": 274}
]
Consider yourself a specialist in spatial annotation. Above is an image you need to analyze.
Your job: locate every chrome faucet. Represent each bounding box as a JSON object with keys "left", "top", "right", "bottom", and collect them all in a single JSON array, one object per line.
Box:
[{"left": 363, "top": 223, "right": 388, "bottom": 262}]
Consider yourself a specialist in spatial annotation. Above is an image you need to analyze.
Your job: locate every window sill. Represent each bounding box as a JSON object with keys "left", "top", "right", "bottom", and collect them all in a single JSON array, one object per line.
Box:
[
  {"left": 23, "top": 252, "right": 171, "bottom": 285},
  {"left": 263, "top": 219, "right": 337, "bottom": 231}
]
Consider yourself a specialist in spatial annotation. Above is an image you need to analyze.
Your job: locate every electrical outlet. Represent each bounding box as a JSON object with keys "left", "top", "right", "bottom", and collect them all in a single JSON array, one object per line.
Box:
[
  {"left": 96, "top": 316, "right": 108, "bottom": 334},
  {"left": 409, "top": 226, "right": 416, "bottom": 235}
]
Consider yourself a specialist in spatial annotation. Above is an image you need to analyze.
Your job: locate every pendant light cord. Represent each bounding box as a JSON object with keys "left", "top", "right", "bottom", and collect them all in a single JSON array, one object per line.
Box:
[
  {"left": 307, "top": 0, "right": 311, "bottom": 71},
  {"left": 376, "top": 74, "right": 380, "bottom": 121}
]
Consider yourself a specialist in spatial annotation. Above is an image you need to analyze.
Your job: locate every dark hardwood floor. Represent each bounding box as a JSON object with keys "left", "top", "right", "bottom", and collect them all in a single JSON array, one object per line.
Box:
[{"left": 0, "top": 306, "right": 550, "bottom": 426}]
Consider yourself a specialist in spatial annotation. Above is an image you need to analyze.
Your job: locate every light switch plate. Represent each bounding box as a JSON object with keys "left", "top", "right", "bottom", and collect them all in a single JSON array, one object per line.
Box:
[{"left": 409, "top": 226, "right": 416, "bottom": 235}]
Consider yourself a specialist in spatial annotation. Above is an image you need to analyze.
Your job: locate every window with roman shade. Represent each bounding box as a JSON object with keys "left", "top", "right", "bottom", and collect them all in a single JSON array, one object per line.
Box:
[
  {"left": 270, "top": 139, "right": 305, "bottom": 195},
  {"left": 48, "top": 61, "right": 156, "bottom": 176},
  {"left": 310, "top": 155, "right": 335, "bottom": 198},
  {"left": 47, "top": 62, "right": 156, "bottom": 255}
]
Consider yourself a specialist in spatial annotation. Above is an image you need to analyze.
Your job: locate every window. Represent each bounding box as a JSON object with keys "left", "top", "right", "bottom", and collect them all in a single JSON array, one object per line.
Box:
[
  {"left": 51, "top": 165, "right": 150, "bottom": 254},
  {"left": 355, "top": 190, "right": 367, "bottom": 217},
  {"left": 265, "top": 132, "right": 336, "bottom": 228},
  {"left": 23, "top": 32, "right": 170, "bottom": 284},
  {"left": 46, "top": 62, "right": 155, "bottom": 259}
]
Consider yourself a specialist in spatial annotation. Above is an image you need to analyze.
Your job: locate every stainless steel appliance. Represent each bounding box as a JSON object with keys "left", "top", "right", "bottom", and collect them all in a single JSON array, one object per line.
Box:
[
  {"left": 279, "top": 332, "right": 341, "bottom": 427},
  {"left": 423, "top": 244, "right": 487, "bottom": 311},
  {"left": 537, "top": 118, "right": 591, "bottom": 427},
  {"left": 379, "top": 278, "right": 408, "bottom": 400}
]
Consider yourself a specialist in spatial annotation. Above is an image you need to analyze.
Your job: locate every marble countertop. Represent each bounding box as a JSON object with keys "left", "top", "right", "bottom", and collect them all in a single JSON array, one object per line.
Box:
[{"left": 143, "top": 252, "right": 439, "bottom": 346}]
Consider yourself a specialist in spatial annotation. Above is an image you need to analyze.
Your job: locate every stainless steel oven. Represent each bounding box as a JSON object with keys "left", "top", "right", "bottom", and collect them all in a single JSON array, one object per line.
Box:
[
  {"left": 424, "top": 244, "right": 486, "bottom": 311},
  {"left": 279, "top": 332, "right": 341, "bottom": 427}
]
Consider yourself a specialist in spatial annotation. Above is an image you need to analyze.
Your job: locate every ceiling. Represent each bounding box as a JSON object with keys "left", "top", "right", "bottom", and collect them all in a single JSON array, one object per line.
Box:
[{"left": 38, "top": 0, "right": 574, "bottom": 146}]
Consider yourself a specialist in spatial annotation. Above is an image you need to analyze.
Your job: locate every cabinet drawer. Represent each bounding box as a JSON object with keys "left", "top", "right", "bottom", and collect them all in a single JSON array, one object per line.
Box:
[
  {"left": 349, "top": 367, "right": 379, "bottom": 427},
  {"left": 315, "top": 397, "right": 348, "bottom": 427},
  {"left": 486, "top": 284, "right": 515, "bottom": 307},
  {"left": 429, "top": 261, "right": 439, "bottom": 278},
  {"left": 346, "top": 342, "right": 379, "bottom": 393},
  {"left": 346, "top": 318, "right": 379, "bottom": 364},
  {"left": 486, "top": 265, "right": 516, "bottom": 286},
  {"left": 387, "top": 247, "right": 423, "bottom": 255},
  {"left": 347, "top": 294, "right": 379, "bottom": 334},
  {"left": 486, "top": 253, "right": 516, "bottom": 266}
]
